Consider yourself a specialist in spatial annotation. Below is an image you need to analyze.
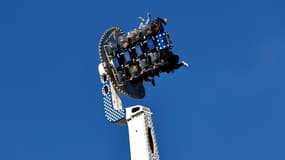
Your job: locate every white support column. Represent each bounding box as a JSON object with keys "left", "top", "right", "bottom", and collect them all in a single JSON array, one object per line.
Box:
[{"left": 125, "top": 105, "right": 160, "bottom": 160}]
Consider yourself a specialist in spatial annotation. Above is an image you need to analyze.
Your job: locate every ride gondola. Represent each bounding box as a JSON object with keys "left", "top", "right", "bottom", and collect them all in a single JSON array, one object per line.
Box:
[{"left": 98, "top": 13, "right": 188, "bottom": 99}]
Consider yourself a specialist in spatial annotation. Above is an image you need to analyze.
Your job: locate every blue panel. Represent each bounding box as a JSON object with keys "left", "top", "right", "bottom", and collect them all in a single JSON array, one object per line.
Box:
[{"left": 156, "top": 32, "right": 170, "bottom": 50}]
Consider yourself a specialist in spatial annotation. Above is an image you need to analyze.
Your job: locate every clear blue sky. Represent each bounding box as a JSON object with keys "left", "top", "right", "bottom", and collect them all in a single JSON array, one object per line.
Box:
[{"left": 1, "top": 0, "right": 285, "bottom": 159}]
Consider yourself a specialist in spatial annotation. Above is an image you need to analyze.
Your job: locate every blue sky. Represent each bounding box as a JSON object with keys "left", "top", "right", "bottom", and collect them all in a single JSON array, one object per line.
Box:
[{"left": 1, "top": 0, "right": 285, "bottom": 159}]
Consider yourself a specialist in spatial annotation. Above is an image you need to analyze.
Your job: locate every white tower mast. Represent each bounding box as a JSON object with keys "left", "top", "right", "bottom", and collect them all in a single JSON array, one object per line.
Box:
[{"left": 126, "top": 106, "right": 159, "bottom": 160}]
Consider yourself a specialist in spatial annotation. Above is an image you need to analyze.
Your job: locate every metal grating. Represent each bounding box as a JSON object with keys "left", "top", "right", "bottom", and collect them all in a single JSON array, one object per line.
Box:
[{"left": 101, "top": 79, "right": 126, "bottom": 123}]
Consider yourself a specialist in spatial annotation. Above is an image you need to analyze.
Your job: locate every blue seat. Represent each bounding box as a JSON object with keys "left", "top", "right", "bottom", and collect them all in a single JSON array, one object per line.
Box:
[{"left": 147, "top": 37, "right": 156, "bottom": 51}]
